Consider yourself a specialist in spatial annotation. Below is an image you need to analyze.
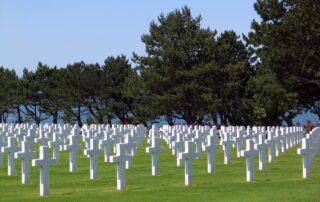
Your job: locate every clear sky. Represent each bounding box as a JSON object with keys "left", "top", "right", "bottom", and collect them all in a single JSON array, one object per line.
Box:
[
  {"left": 0, "top": 0, "right": 319, "bottom": 124},
  {"left": 0, "top": 0, "right": 259, "bottom": 76}
]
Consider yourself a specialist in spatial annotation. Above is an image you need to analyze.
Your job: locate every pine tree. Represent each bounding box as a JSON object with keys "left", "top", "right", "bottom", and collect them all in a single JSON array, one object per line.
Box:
[
  {"left": 134, "top": 6, "right": 216, "bottom": 125},
  {"left": 247, "top": 0, "right": 320, "bottom": 122}
]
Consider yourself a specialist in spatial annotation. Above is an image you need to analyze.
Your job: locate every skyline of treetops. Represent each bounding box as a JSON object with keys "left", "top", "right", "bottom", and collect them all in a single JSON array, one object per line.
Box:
[{"left": 0, "top": 1, "right": 319, "bottom": 127}]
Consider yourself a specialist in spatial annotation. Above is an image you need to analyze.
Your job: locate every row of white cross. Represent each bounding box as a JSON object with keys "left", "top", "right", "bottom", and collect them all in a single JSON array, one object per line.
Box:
[
  {"left": 0, "top": 123, "right": 146, "bottom": 196},
  {"left": 159, "top": 125, "right": 304, "bottom": 183},
  {"left": 297, "top": 127, "right": 320, "bottom": 178},
  {"left": 0, "top": 123, "right": 315, "bottom": 197}
]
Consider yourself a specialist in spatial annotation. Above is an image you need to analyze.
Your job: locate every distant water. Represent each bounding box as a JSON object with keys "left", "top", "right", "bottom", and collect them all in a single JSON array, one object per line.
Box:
[
  {"left": 154, "top": 112, "right": 320, "bottom": 126},
  {"left": 5, "top": 110, "right": 319, "bottom": 126},
  {"left": 292, "top": 111, "right": 319, "bottom": 126}
]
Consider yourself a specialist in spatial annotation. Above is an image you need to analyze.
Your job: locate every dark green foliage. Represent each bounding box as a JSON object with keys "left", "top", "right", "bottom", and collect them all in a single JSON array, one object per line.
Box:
[
  {"left": 103, "top": 55, "right": 135, "bottom": 124},
  {"left": 211, "top": 31, "right": 252, "bottom": 125},
  {"left": 134, "top": 6, "right": 217, "bottom": 125},
  {"left": 21, "top": 64, "right": 50, "bottom": 125},
  {"left": 37, "top": 65, "right": 63, "bottom": 124},
  {"left": 247, "top": 0, "right": 320, "bottom": 123},
  {"left": 245, "top": 72, "right": 297, "bottom": 125},
  {"left": 0, "top": 67, "right": 19, "bottom": 123},
  {"left": 61, "top": 62, "right": 95, "bottom": 126}
]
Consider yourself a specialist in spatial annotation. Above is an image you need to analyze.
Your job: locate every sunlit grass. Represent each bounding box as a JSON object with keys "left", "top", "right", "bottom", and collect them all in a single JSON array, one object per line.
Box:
[{"left": 0, "top": 140, "right": 320, "bottom": 202}]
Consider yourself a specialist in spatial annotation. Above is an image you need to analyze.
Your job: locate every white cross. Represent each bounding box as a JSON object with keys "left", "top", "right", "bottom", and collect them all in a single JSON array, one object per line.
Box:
[
  {"left": 123, "top": 134, "right": 133, "bottom": 169},
  {"left": 256, "top": 133, "right": 267, "bottom": 170},
  {"left": 297, "top": 137, "right": 313, "bottom": 178},
  {"left": 15, "top": 140, "right": 36, "bottom": 184},
  {"left": 99, "top": 131, "right": 114, "bottom": 162},
  {"left": 48, "top": 132, "right": 63, "bottom": 162},
  {"left": 82, "top": 130, "right": 91, "bottom": 149},
  {"left": 32, "top": 146, "right": 57, "bottom": 196},
  {"left": 266, "top": 131, "right": 275, "bottom": 162},
  {"left": 84, "top": 138, "right": 103, "bottom": 179},
  {"left": 128, "top": 129, "right": 140, "bottom": 156},
  {"left": 64, "top": 134, "right": 82, "bottom": 172},
  {"left": 26, "top": 129, "right": 36, "bottom": 152},
  {"left": 202, "top": 133, "right": 218, "bottom": 173},
  {"left": 280, "top": 128, "right": 287, "bottom": 153},
  {"left": 167, "top": 132, "right": 175, "bottom": 149},
  {"left": 235, "top": 130, "right": 244, "bottom": 157},
  {"left": 178, "top": 141, "right": 198, "bottom": 185},
  {"left": 274, "top": 128, "right": 282, "bottom": 156},
  {"left": 172, "top": 133, "right": 184, "bottom": 167},
  {"left": 192, "top": 130, "right": 203, "bottom": 159},
  {"left": 146, "top": 135, "right": 163, "bottom": 176},
  {"left": 110, "top": 143, "right": 132, "bottom": 190},
  {"left": 221, "top": 132, "right": 232, "bottom": 164},
  {"left": 14, "top": 129, "right": 24, "bottom": 146},
  {"left": 0, "top": 135, "right": 4, "bottom": 167},
  {"left": 149, "top": 125, "right": 157, "bottom": 138},
  {"left": 285, "top": 128, "right": 291, "bottom": 149},
  {"left": 35, "top": 130, "right": 49, "bottom": 146},
  {"left": 2, "top": 136, "right": 19, "bottom": 176},
  {"left": 241, "top": 139, "right": 258, "bottom": 182}
]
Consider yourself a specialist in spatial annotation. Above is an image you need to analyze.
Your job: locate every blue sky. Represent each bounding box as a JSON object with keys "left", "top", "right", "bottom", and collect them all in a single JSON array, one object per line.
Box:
[
  {"left": 1, "top": 0, "right": 318, "bottom": 124},
  {"left": 0, "top": 0, "right": 259, "bottom": 76}
]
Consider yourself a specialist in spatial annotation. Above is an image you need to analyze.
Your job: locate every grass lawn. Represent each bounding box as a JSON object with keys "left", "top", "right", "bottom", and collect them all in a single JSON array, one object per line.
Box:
[{"left": 0, "top": 139, "right": 320, "bottom": 202}]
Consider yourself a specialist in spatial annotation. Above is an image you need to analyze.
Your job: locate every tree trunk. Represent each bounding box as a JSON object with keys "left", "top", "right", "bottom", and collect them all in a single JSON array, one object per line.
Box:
[
  {"left": 142, "top": 121, "right": 149, "bottom": 129},
  {"left": 107, "top": 116, "right": 112, "bottom": 125},
  {"left": 283, "top": 114, "right": 294, "bottom": 126},
  {"left": 77, "top": 105, "right": 83, "bottom": 127},
  {"left": 16, "top": 106, "right": 22, "bottom": 123},
  {"left": 211, "top": 113, "right": 218, "bottom": 125},
  {"left": 36, "top": 118, "right": 41, "bottom": 126},
  {"left": 183, "top": 110, "right": 196, "bottom": 125},
  {"left": 52, "top": 110, "right": 58, "bottom": 124},
  {"left": 117, "top": 114, "right": 126, "bottom": 124},
  {"left": 285, "top": 118, "right": 293, "bottom": 126},
  {"left": 98, "top": 114, "right": 104, "bottom": 124},
  {"left": 220, "top": 114, "right": 228, "bottom": 125},
  {"left": 184, "top": 117, "right": 194, "bottom": 125},
  {"left": 166, "top": 113, "right": 175, "bottom": 126},
  {"left": 196, "top": 118, "right": 203, "bottom": 125}
]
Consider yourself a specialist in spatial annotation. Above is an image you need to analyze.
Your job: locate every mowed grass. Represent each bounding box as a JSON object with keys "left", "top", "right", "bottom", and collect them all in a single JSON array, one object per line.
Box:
[{"left": 0, "top": 139, "right": 320, "bottom": 202}]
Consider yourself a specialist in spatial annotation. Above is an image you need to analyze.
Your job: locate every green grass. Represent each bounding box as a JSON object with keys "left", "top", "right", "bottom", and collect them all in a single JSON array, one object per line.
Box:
[{"left": 1, "top": 140, "right": 320, "bottom": 202}]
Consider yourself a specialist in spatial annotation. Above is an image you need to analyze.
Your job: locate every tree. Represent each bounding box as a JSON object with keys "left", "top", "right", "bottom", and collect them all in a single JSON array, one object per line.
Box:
[
  {"left": 11, "top": 76, "right": 25, "bottom": 123},
  {"left": 209, "top": 31, "right": 252, "bottom": 125},
  {"left": 21, "top": 64, "right": 49, "bottom": 125},
  {"left": 104, "top": 55, "right": 135, "bottom": 124},
  {"left": 134, "top": 6, "right": 216, "bottom": 125},
  {"left": 35, "top": 65, "right": 64, "bottom": 124},
  {"left": 122, "top": 67, "right": 157, "bottom": 127},
  {"left": 61, "top": 62, "right": 89, "bottom": 127},
  {"left": 247, "top": 0, "right": 320, "bottom": 121},
  {"left": 80, "top": 63, "right": 106, "bottom": 124},
  {"left": 245, "top": 71, "right": 297, "bottom": 125},
  {"left": 0, "top": 67, "right": 19, "bottom": 123},
  {"left": 310, "top": 101, "right": 320, "bottom": 121}
]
